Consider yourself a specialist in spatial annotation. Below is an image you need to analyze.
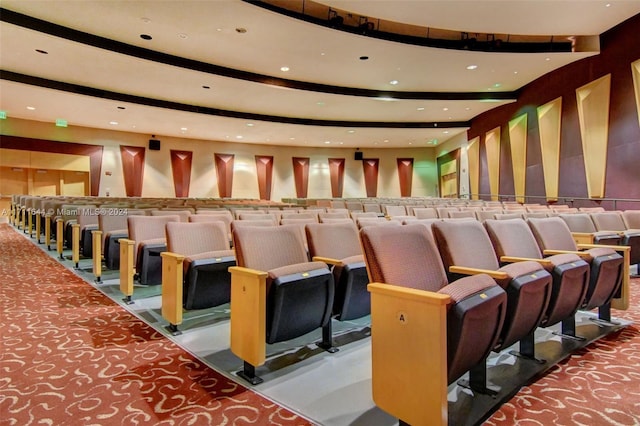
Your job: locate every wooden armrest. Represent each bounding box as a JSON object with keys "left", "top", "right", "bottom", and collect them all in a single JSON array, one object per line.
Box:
[
  {"left": 229, "top": 265, "right": 268, "bottom": 279},
  {"left": 448, "top": 265, "right": 508, "bottom": 280},
  {"left": 312, "top": 256, "right": 342, "bottom": 266},
  {"left": 543, "top": 249, "right": 591, "bottom": 259},
  {"left": 160, "top": 251, "right": 186, "bottom": 262},
  {"left": 367, "top": 282, "right": 450, "bottom": 305},
  {"left": 577, "top": 243, "right": 630, "bottom": 252},
  {"left": 500, "top": 256, "right": 552, "bottom": 267}
]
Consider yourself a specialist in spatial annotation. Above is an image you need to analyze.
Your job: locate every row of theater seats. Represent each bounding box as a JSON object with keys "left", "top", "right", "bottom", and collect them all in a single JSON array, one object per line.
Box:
[{"left": 10, "top": 197, "right": 635, "bottom": 422}]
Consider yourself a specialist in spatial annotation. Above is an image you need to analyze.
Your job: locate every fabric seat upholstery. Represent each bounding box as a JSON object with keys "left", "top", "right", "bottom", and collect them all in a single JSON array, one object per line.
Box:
[
  {"left": 166, "top": 221, "right": 235, "bottom": 310},
  {"left": 306, "top": 222, "right": 370, "bottom": 321},
  {"left": 432, "top": 220, "right": 552, "bottom": 353},
  {"left": 360, "top": 223, "right": 507, "bottom": 385}
]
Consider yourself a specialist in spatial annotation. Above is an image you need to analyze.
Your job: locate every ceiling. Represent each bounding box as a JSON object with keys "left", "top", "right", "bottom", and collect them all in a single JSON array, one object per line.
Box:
[{"left": 1, "top": 0, "right": 639, "bottom": 149}]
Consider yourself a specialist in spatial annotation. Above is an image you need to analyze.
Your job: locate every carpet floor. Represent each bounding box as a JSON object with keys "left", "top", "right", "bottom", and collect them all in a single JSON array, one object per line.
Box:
[{"left": 0, "top": 224, "right": 311, "bottom": 425}]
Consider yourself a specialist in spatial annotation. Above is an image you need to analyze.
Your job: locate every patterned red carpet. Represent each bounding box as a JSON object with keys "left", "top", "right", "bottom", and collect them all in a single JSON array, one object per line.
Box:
[
  {"left": 487, "top": 277, "right": 640, "bottom": 425},
  {"left": 0, "top": 224, "right": 310, "bottom": 425}
]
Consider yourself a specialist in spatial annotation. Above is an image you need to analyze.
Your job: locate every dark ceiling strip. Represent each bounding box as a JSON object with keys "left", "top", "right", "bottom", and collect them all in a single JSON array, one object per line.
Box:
[
  {"left": 0, "top": 7, "right": 518, "bottom": 101},
  {"left": 1, "top": 70, "right": 471, "bottom": 128},
  {"left": 246, "top": 0, "right": 573, "bottom": 54}
]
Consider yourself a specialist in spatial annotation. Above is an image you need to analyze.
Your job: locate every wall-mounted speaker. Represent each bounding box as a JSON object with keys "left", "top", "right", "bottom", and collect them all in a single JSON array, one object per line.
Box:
[
  {"left": 149, "top": 139, "right": 161, "bottom": 151},
  {"left": 354, "top": 151, "right": 363, "bottom": 160}
]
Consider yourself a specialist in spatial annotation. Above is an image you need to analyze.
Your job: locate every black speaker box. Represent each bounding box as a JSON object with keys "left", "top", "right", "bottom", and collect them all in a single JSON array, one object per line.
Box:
[
  {"left": 149, "top": 139, "right": 161, "bottom": 150},
  {"left": 354, "top": 151, "right": 363, "bottom": 160}
]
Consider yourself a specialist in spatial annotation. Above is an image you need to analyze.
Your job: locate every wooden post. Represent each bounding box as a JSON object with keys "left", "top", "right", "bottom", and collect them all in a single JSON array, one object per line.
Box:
[
  {"left": 71, "top": 223, "right": 80, "bottom": 268},
  {"left": 119, "top": 238, "right": 135, "bottom": 304},
  {"left": 161, "top": 252, "right": 185, "bottom": 334},
  {"left": 56, "top": 218, "right": 64, "bottom": 260},
  {"left": 35, "top": 213, "right": 41, "bottom": 243},
  {"left": 92, "top": 230, "right": 102, "bottom": 282},
  {"left": 368, "top": 282, "right": 450, "bottom": 426},
  {"left": 27, "top": 208, "right": 33, "bottom": 236},
  {"left": 45, "top": 214, "right": 52, "bottom": 250}
]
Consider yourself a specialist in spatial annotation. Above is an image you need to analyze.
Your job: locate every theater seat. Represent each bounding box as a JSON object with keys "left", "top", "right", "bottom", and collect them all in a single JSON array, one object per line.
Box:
[
  {"left": 230, "top": 224, "right": 336, "bottom": 385},
  {"left": 127, "top": 215, "right": 180, "bottom": 285},
  {"left": 527, "top": 217, "right": 624, "bottom": 320},
  {"left": 432, "top": 220, "right": 552, "bottom": 362},
  {"left": 485, "top": 219, "right": 590, "bottom": 338},
  {"left": 360, "top": 224, "right": 507, "bottom": 388},
  {"left": 162, "top": 221, "right": 236, "bottom": 334},
  {"left": 560, "top": 213, "right": 621, "bottom": 246},
  {"left": 306, "top": 222, "right": 370, "bottom": 321},
  {"left": 590, "top": 211, "right": 640, "bottom": 268}
]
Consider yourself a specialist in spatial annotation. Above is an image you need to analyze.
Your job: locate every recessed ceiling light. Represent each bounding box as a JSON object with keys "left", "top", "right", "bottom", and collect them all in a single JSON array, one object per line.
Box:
[
  {"left": 443, "top": 107, "right": 449, "bottom": 111},
  {"left": 417, "top": 107, "right": 425, "bottom": 111},
  {"left": 202, "top": 85, "right": 211, "bottom": 89},
  {"left": 383, "top": 139, "right": 389, "bottom": 143},
  {"left": 109, "top": 121, "right": 118, "bottom": 125},
  {"left": 316, "top": 102, "right": 325, "bottom": 106},
  {"left": 339, "top": 142, "right": 344, "bottom": 145},
  {"left": 289, "top": 137, "right": 295, "bottom": 140},
  {"left": 347, "top": 130, "right": 355, "bottom": 134},
  {"left": 141, "top": 17, "right": 151, "bottom": 23},
  {"left": 321, "top": 52, "right": 326, "bottom": 56},
  {"left": 465, "top": 107, "right": 471, "bottom": 111},
  {"left": 324, "top": 141, "right": 331, "bottom": 144},
  {"left": 606, "top": 3, "right": 611, "bottom": 7},
  {"left": 35, "top": 49, "right": 48, "bottom": 54},
  {"left": 389, "top": 80, "right": 399, "bottom": 85},
  {"left": 466, "top": 64, "right": 478, "bottom": 70},
  {"left": 140, "top": 34, "right": 152, "bottom": 40},
  {"left": 408, "top": 142, "right": 413, "bottom": 145},
  {"left": 494, "top": 83, "right": 502, "bottom": 88},
  {"left": 443, "top": 131, "right": 449, "bottom": 134},
  {"left": 26, "top": 106, "right": 36, "bottom": 110},
  {"left": 117, "top": 106, "right": 126, "bottom": 110},
  {"left": 514, "top": 71, "right": 519, "bottom": 74},
  {"left": 180, "top": 127, "right": 188, "bottom": 131},
  {"left": 216, "top": 28, "right": 223, "bottom": 32},
  {"left": 246, "top": 123, "right": 254, "bottom": 127},
  {"left": 280, "top": 66, "right": 290, "bottom": 72},
  {"left": 235, "top": 28, "right": 247, "bottom": 33},
  {"left": 545, "top": 57, "right": 551, "bottom": 61},
  {"left": 359, "top": 56, "right": 369, "bottom": 60},
  {"left": 178, "top": 33, "right": 188, "bottom": 39},
  {"left": 236, "top": 135, "right": 243, "bottom": 139}
]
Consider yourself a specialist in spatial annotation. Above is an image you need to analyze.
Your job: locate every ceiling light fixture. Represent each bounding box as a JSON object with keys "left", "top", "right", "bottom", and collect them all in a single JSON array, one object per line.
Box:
[
  {"left": 140, "top": 34, "right": 152, "bottom": 40},
  {"left": 202, "top": 85, "right": 210, "bottom": 89},
  {"left": 246, "top": 123, "right": 254, "bottom": 127},
  {"left": 236, "top": 135, "right": 243, "bottom": 139},
  {"left": 180, "top": 127, "right": 188, "bottom": 131},
  {"left": 443, "top": 107, "right": 449, "bottom": 111},
  {"left": 417, "top": 107, "right": 425, "bottom": 111},
  {"left": 466, "top": 64, "right": 478, "bottom": 70},
  {"left": 26, "top": 106, "right": 36, "bottom": 110},
  {"left": 35, "top": 49, "right": 48, "bottom": 54},
  {"left": 235, "top": 28, "right": 247, "bottom": 33},
  {"left": 178, "top": 33, "right": 188, "bottom": 39},
  {"left": 109, "top": 121, "right": 118, "bottom": 125},
  {"left": 389, "top": 80, "right": 399, "bottom": 85},
  {"left": 359, "top": 56, "right": 369, "bottom": 60},
  {"left": 280, "top": 66, "right": 290, "bottom": 72}
]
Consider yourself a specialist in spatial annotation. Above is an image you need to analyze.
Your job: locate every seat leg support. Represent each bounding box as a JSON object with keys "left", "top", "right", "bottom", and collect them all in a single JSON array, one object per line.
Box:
[
  {"left": 165, "top": 323, "right": 182, "bottom": 336},
  {"left": 317, "top": 320, "right": 339, "bottom": 353},
  {"left": 509, "top": 332, "right": 546, "bottom": 364},
  {"left": 237, "top": 361, "right": 264, "bottom": 385},
  {"left": 553, "top": 316, "right": 586, "bottom": 341},
  {"left": 589, "top": 303, "right": 620, "bottom": 326},
  {"left": 457, "top": 359, "right": 499, "bottom": 397}
]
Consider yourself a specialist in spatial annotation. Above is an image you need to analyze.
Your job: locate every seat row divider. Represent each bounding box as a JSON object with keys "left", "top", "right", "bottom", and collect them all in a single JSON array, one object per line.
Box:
[
  {"left": 161, "top": 252, "right": 186, "bottom": 335},
  {"left": 119, "top": 238, "right": 135, "bottom": 304},
  {"left": 367, "top": 282, "right": 450, "bottom": 426},
  {"left": 92, "top": 230, "right": 102, "bottom": 282}
]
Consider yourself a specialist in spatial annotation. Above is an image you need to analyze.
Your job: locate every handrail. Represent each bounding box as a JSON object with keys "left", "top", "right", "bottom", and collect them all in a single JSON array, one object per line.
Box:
[{"left": 466, "top": 194, "right": 640, "bottom": 210}]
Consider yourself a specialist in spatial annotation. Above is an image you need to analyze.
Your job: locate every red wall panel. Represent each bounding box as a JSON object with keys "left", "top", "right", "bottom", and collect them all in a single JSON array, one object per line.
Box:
[
  {"left": 170, "top": 150, "right": 192, "bottom": 197},
  {"left": 397, "top": 158, "right": 414, "bottom": 197},
  {"left": 362, "top": 158, "right": 379, "bottom": 198},
  {"left": 120, "top": 145, "right": 145, "bottom": 197},
  {"left": 255, "top": 155, "right": 274, "bottom": 200},
  {"left": 292, "top": 157, "right": 310, "bottom": 198},
  {"left": 214, "top": 153, "right": 234, "bottom": 198},
  {"left": 328, "top": 158, "right": 345, "bottom": 198}
]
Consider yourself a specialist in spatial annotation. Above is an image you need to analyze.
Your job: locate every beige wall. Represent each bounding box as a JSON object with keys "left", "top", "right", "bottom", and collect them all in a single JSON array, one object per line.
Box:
[{"left": 1, "top": 118, "right": 440, "bottom": 199}]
